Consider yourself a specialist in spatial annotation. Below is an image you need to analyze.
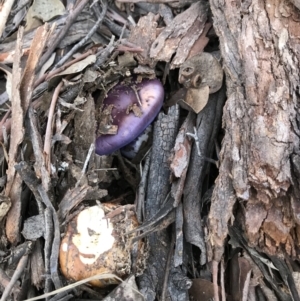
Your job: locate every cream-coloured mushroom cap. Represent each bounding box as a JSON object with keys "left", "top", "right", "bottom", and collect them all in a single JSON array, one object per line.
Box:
[{"left": 59, "top": 204, "right": 140, "bottom": 287}]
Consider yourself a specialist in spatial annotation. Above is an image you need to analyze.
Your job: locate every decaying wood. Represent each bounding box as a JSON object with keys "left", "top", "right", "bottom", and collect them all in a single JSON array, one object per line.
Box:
[
  {"left": 128, "top": 12, "right": 158, "bottom": 67},
  {"left": 4, "top": 27, "right": 23, "bottom": 244},
  {"left": 5, "top": 25, "right": 52, "bottom": 245},
  {"left": 183, "top": 88, "right": 225, "bottom": 264},
  {"left": 14, "top": 161, "right": 62, "bottom": 291},
  {"left": 149, "top": 1, "right": 208, "bottom": 66},
  {"left": 138, "top": 105, "right": 189, "bottom": 301},
  {"left": 229, "top": 226, "right": 294, "bottom": 301},
  {"left": 170, "top": 112, "right": 195, "bottom": 207},
  {"left": 209, "top": 0, "right": 300, "bottom": 260}
]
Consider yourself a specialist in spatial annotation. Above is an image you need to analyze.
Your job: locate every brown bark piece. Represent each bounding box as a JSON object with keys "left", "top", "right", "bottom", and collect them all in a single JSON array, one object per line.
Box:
[
  {"left": 187, "top": 22, "right": 211, "bottom": 60},
  {"left": 209, "top": 0, "right": 300, "bottom": 258},
  {"left": 74, "top": 94, "right": 97, "bottom": 163},
  {"left": 5, "top": 27, "right": 24, "bottom": 244},
  {"left": 5, "top": 27, "right": 24, "bottom": 198},
  {"left": 170, "top": 17, "right": 207, "bottom": 69},
  {"left": 128, "top": 12, "right": 158, "bottom": 66},
  {"left": 30, "top": 240, "right": 45, "bottom": 290},
  {"left": 170, "top": 112, "right": 195, "bottom": 206},
  {"left": 244, "top": 203, "right": 267, "bottom": 243},
  {"left": 6, "top": 25, "right": 52, "bottom": 244},
  {"left": 149, "top": 2, "right": 208, "bottom": 63}
]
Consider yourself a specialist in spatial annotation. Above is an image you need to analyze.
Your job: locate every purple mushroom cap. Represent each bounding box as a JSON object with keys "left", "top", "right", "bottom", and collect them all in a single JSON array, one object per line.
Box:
[{"left": 95, "top": 78, "right": 164, "bottom": 156}]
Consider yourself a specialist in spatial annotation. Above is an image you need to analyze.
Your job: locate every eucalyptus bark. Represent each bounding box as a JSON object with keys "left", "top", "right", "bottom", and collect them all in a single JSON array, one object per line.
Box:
[{"left": 208, "top": 0, "right": 300, "bottom": 259}]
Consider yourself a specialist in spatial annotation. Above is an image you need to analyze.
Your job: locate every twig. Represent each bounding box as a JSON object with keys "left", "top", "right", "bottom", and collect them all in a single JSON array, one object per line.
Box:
[
  {"left": 49, "top": 294, "right": 73, "bottom": 301},
  {"left": 0, "top": 0, "right": 15, "bottom": 37},
  {"left": 44, "top": 81, "right": 63, "bottom": 172},
  {"left": 0, "top": 268, "right": 21, "bottom": 298},
  {"left": 37, "top": 0, "right": 90, "bottom": 71},
  {"left": 119, "top": 23, "right": 127, "bottom": 41},
  {"left": 212, "top": 260, "right": 219, "bottom": 301},
  {"left": 75, "top": 143, "right": 95, "bottom": 187},
  {"left": 221, "top": 259, "right": 226, "bottom": 301},
  {"left": 94, "top": 35, "right": 115, "bottom": 68},
  {"left": 107, "top": 7, "right": 128, "bottom": 25},
  {"left": 161, "top": 227, "right": 176, "bottom": 301},
  {"left": 115, "top": 151, "right": 137, "bottom": 189},
  {"left": 14, "top": 162, "right": 62, "bottom": 291},
  {"left": 186, "top": 126, "right": 219, "bottom": 166},
  {"left": 0, "top": 255, "right": 29, "bottom": 301},
  {"left": 44, "top": 208, "right": 53, "bottom": 295},
  {"left": 135, "top": 151, "right": 151, "bottom": 222},
  {"left": 24, "top": 274, "right": 133, "bottom": 301},
  {"left": 37, "top": 185, "right": 62, "bottom": 290},
  {"left": 186, "top": 127, "right": 200, "bottom": 156},
  {"left": 104, "top": 17, "right": 129, "bottom": 37},
  {"left": 131, "top": 85, "right": 142, "bottom": 106},
  {"left": 55, "top": 0, "right": 108, "bottom": 68},
  {"left": 27, "top": 106, "right": 51, "bottom": 193}
]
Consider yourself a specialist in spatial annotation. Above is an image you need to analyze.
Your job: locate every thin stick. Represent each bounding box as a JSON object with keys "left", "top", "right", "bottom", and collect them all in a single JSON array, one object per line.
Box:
[
  {"left": 44, "top": 81, "right": 63, "bottom": 172},
  {"left": 0, "top": 255, "right": 29, "bottom": 301},
  {"left": 186, "top": 126, "right": 219, "bottom": 167},
  {"left": 37, "top": 0, "right": 90, "bottom": 71},
  {"left": 55, "top": 0, "right": 108, "bottom": 68},
  {"left": 212, "top": 260, "right": 220, "bottom": 301},
  {"left": 75, "top": 143, "right": 95, "bottom": 187},
  {"left": 0, "top": 268, "right": 20, "bottom": 297},
  {"left": 161, "top": 228, "right": 176, "bottom": 301},
  {"left": 221, "top": 259, "right": 226, "bottom": 301},
  {"left": 24, "top": 274, "right": 140, "bottom": 301}
]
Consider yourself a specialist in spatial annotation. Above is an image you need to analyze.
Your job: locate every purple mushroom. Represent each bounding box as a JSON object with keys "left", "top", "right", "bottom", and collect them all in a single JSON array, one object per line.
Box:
[{"left": 95, "top": 78, "right": 164, "bottom": 156}]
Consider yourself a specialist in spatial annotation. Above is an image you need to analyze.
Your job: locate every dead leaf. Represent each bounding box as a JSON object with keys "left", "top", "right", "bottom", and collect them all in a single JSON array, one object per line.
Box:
[
  {"left": 29, "top": 0, "right": 65, "bottom": 23},
  {"left": 178, "top": 52, "right": 223, "bottom": 93},
  {"left": 25, "top": 5, "right": 43, "bottom": 31},
  {"left": 52, "top": 133, "right": 72, "bottom": 144},
  {"left": 39, "top": 52, "right": 56, "bottom": 78},
  {"left": 189, "top": 279, "right": 221, "bottom": 301},
  {"left": 150, "top": 2, "right": 208, "bottom": 63},
  {"left": 178, "top": 86, "right": 209, "bottom": 114},
  {"left": 49, "top": 54, "right": 96, "bottom": 86},
  {"left": 22, "top": 214, "right": 45, "bottom": 240},
  {"left": 82, "top": 68, "right": 98, "bottom": 83}
]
